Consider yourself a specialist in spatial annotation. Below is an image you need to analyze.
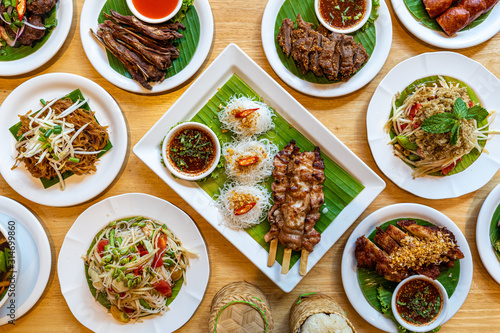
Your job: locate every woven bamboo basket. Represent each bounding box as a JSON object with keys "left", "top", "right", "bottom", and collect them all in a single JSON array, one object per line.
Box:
[
  {"left": 208, "top": 281, "right": 274, "bottom": 333},
  {"left": 289, "top": 293, "right": 356, "bottom": 333}
]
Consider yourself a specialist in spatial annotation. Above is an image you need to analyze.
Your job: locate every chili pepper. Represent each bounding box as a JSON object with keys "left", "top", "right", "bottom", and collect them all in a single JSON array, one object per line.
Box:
[
  {"left": 235, "top": 108, "right": 259, "bottom": 118},
  {"left": 238, "top": 156, "right": 259, "bottom": 166},
  {"left": 234, "top": 202, "right": 257, "bottom": 215}
]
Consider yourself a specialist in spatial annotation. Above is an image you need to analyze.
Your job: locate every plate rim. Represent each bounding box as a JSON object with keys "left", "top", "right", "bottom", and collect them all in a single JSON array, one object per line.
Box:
[
  {"left": 476, "top": 183, "right": 500, "bottom": 285},
  {"left": 133, "top": 43, "right": 385, "bottom": 292},
  {"left": 79, "top": 0, "right": 214, "bottom": 94},
  {"left": 390, "top": 0, "right": 500, "bottom": 49},
  {"left": 0, "top": 0, "right": 73, "bottom": 76},
  {"left": 341, "top": 203, "right": 473, "bottom": 332},
  {"left": 366, "top": 51, "right": 500, "bottom": 199},
  {"left": 260, "top": 0, "right": 393, "bottom": 97},
  {"left": 0, "top": 195, "right": 51, "bottom": 325},
  {"left": 0, "top": 72, "right": 128, "bottom": 207},
  {"left": 57, "top": 192, "right": 210, "bottom": 332}
]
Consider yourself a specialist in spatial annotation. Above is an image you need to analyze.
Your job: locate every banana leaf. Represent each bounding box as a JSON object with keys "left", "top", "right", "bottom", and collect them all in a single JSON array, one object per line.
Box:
[
  {"left": 97, "top": 0, "right": 200, "bottom": 80},
  {"left": 274, "top": 0, "right": 377, "bottom": 84},
  {"left": 388, "top": 75, "right": 486, "bottom": 177},
  {"left": 489, "top": 203, "right": 500, "bottom": 261},
  {"left": 403, "top": 0, "right": 490, "bottom": 32},
  {"left": 84, "top": 218, "right": 183, "bottom": 311},
  {"left": 0, "top": 6, "right": 57, "bottom": 61},
  {"left": 357, "top": 218, "right": 461, "bottom": 316},
  {"left": 9, "top": 89, "right": 113, "bottom": 189},
  {"left": 189, "top": 74, "right": 364, "bottom": 270}
]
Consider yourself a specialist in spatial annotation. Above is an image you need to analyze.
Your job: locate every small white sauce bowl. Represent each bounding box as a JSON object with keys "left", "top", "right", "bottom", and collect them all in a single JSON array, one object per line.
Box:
[
  {"left": 391, "top": 275, "right": 449, "bottom": 332},
  {"left": 314, "top": 0, "right": 372, "bottom": 34},
  {"left": 0, "top": 223, "right": 18, "bottom": 310},
  {"left": 162, "top": 122, "right": 221, "bottom": 181},
  {"left": 126, "top": 0, "right": 183, "bottom": 24}
]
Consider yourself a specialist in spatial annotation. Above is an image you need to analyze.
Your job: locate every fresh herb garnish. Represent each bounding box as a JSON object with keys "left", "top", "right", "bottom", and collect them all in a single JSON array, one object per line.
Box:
[{"left": 421, "top": 97, "right": 488, "bottom": 146}]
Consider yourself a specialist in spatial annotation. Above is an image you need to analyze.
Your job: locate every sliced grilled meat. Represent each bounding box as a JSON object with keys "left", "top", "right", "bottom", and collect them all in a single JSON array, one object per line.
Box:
[{"left": 27, "top": 0, "right": 57, "bottom": 16}]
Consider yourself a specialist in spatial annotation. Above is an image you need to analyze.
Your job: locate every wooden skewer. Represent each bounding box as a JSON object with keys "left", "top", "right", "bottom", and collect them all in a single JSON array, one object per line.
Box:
[
  {"left": 299, "top": 249, "right": 309, "bottom": 276},
  {"left": 281, "top": 248, "right": 292, "bottom": 274},
  {"left": 267, "top": 239, "right": 278, "bottom": 267}
]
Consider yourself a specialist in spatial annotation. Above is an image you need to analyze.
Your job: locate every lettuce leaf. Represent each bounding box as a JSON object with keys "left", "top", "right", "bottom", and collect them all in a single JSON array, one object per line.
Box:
[{"left": 172, "top": 0, "right": 194, "bottom": 23}]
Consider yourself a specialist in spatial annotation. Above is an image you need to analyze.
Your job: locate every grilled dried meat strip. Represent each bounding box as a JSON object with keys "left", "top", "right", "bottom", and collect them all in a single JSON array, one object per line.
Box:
[
  {"left": 277, "top": 18, "right": 294, "bottom": 56},
  {"left": 385, "top": 224, "right": 416, "bottom": 247},
  {"left": 291, "top": 14, "right": 315, "bottom": 74},
  {"left": 308, "top": 31, "right": 324, "bottom": 77},
  {"left": 339, "top": 35, "right": 355, "bottom": 80},
  {"left": 353, "top": 43, "right": 369, "bottom": 72},
  {"left": 27, "top": 0, "right": 57, "bottom": 16},
  {"left": 302, "top": 147, "right": 325, "bottom": 252},
  {"left": 102, "top": 21, "right": 174, "bottom": 70},
  {"left": 355, "top": 236, "right": 390, "bottom": 269},
  {"left": 120, "top": 26, "right": 180, "bottom": 56},
  {"left": 106, "top": 10, "right": 184, "bottom": 42},
  {"left": 264, "top": 141, "right": 300, "bottom": 243},
  {"left": 278, "top": 151, "right": 315, "bottom": 251}
]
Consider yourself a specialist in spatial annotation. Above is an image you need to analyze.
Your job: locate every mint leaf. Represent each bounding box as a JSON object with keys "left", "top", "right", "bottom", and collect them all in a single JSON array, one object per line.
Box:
[
  {"left": 452, "top": 98, "right": 468, "bottom": 119},
  {"left": 421, "top": 113, "right": 457, "bottom": 133},
  {"left": 466, "top": 105, "right": 489, "bottom": 123},
  {"left": 450, "top": 122, "right": 460, "bottom": 146}
]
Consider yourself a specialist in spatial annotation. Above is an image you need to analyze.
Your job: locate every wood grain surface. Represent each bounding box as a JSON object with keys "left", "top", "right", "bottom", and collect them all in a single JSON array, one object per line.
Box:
[{"left": 1, "top": 0, "right": 500, "bottom": 332}]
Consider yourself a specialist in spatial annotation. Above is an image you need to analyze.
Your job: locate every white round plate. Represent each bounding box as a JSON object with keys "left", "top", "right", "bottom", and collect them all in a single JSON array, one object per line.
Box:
[
  {"left": 391, "top": 0, "right": 500, "bottom": 49},
  {"left": 367, "top": 52, "right": 500, "bottom": 199},
  {"left": 0, "top": 73, "right": 128, "bottom": 207},
  {"left": 80, "top": 0, "right": 214, "bottom": 94},
  {"left": 261, "top": 0, "right": 392, "bottom": 97},
  {"left": 341, "top": 203, "right": 473, "bottom": 332},
  {"left": 0, "top": 195, "right": 51, "bottom": 325},
  {"left": 58, "top": 193, "right": 209, "bottom": 332},
  {"left": 0, "top": 1, "right": 73, "bottom": 76},
  {"left": 477, "top": 183, "right": 500, "bottom": 284}
]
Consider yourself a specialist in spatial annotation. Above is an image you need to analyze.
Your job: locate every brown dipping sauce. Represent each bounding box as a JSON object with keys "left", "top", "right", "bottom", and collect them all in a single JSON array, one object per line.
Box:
[
  {"left": 319, "top": 0, "right": 367, "bottom": 29},
  {"left": 395, "top": 278, "right": 443, "bottom": 326},
  {"left": 167, "top": 127, "right": 216, "bottom": 174}
]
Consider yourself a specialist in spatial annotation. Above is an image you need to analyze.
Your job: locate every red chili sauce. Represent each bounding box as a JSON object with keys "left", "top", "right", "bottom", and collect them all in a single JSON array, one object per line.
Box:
[
  {"left": 395, "top": 278, "right": 443, "bottom": 326},
  {"left": 319, "top": 0, "right": 367, "bottom": 29},
  {"left": 131, "top": 0, "right": 178, "bottom": 20},
  {"left": 167, "top": 127, "right": 216, "bottom": 174}
]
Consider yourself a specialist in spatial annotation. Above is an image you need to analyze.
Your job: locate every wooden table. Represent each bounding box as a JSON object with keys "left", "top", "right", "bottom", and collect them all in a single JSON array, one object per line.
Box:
[{"left": 1, "top": 0, "right": 500, "bottom": 331}]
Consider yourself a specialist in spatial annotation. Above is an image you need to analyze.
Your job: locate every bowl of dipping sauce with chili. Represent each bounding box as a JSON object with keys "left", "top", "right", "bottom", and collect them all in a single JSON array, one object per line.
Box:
[
  {"left": 315, "top": 0, "right": 371, "bottom": 34},
  {"left": 391, "top": 275, "right": 448, "bottom": 332},
  {"left": 162, "top": 122, "right": 220, "bottom": 181},
  {"left": 126, "top": 0, "right": 183, "bottom": 24}
]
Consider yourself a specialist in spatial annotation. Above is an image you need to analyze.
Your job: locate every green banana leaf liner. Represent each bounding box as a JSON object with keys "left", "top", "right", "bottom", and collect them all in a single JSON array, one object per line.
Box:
[
  {"left": 98, "top": 0, "right": 200, "bottom": 80},
  {"left": 489, "top": 203, "right": 500, "bottom": 261}
]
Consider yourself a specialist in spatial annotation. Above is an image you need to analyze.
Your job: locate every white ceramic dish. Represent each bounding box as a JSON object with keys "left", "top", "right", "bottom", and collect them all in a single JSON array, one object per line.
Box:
[
  {"left": 126, "top": 0, "right": 182, "bottom": 24},
  {"left": 0, "top": 195, "right": 51, "bottom": 326},
  {"left": 391, "top": 0, "right": 500, "bottom": 49},
  {"left": 162, "top": 122, "right": 221, "bottom": 181},
  {"left": 133, "top": 43, "right": 385, "bottom": 292},
  {"left": 0, "top": 0, "right": 73, "bottom": 76},
  {"left": 261, "top": 0, "right": 392, "bottom": 97},
  {"left": 366, "top": 52, "right": 500, "bottom": 200},
  {"left": 314, "top": 0, "right": 372, "bottom": 34},
  {"left": 80, "top": 0, "right": 214, "bottom": 94},
  {"left": 391, "top": 275, "right": 448, "bottom": 332},
  {"left": 0, "top": 223, "right": 18, "bottom": 310},
  {"left": 341, "top": 203, "right": 473, "bottom": 332},
  {"left": 58, "top": 193, "right": 209, "bottom": 332},
  {"left": 0, "top": 73, "right": 128, "bottom": 207},
  {"left": 477, "top": 183, "right": 500, "bottom": 285}
]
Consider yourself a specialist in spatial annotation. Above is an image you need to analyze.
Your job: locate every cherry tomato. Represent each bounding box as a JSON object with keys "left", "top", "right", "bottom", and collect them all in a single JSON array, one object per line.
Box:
[
  {"left": 153, "top": 280, "right": 172, "bottom": 297},
  {"left": 152, "top": 234, "right": 167, "bottom": 268},
  {"left": 235, "top": 108, "right": 259, "bottom": 118},
  {"left": 96, "top": 239, "right": 109, "bottom": 255},
  {"left": 409, "top": 103, "right": 421, "bottom": 120}
]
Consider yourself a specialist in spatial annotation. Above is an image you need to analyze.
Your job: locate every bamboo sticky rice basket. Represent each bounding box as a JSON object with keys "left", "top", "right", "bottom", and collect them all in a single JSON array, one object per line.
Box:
[
  {"left": 289, "top": 293, "right": 356, "bottom": 333},
  {"left": 208, "top": 281, "right": 274, "bottom": 333}
]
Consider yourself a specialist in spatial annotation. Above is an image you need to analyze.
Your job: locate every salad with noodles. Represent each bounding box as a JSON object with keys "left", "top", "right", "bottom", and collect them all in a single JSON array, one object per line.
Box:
[{"left": 83, "top": 216, "right": 190, "bottom": 323}]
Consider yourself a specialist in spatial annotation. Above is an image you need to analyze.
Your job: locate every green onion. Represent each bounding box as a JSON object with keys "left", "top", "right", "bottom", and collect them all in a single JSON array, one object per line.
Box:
[
  {"left": 68, "top": 157, "right": 80, "bottom": 163},
  {"left": 51, "top": 154, "right": 59, "bottom": 161},
  {"left": 37, "top": 136, "right": 47, "bottom": 142},
  {"left": 40, "top": 99, "right": 47, "bottom": 106},
  {"left": 53, "top": 125, "right": 62, "bottom": 134},
  {"left": 2, "top": 12, "right": 11, "bottom": 23},
  {"left": 139, "top": 299, "right": 151, "bottom": 309},
  {"left": 44, "top": 128, "right": 53, "bottom": 138},
  {"left": 42, "top": 143, "right": 51, "bottom": 150},
  {"left": 39, "top": 128, "right": 47, "bottom": 134}
]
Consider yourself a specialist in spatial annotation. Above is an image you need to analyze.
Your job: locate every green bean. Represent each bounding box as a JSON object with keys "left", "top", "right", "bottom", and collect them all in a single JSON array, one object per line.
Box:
[
  {"left": 130, "top": 245, "right": 137, "bottom": 253},
  {"left": 132, "top": 223, "right": 138, "bottom": 227},
  {"left": 138, "top": 222, "right": 146, "bottom": 228},
  {"left": 104, "top": 244, "right": 110, "bottom": 252},
  {"left": 109, "top": 229, "right": 116, "bottom": 249},
  {"left": 109, "top": 221, "right": 117, "bottom": 227},
  {"left": 105, "top": 265, "right": 112, "bottom": 271},
  {"left": 119, "top": 248, "right": 129, "bottom": 256},
  {"left": 135, "top": 216, "right": 144, "bottom": 222},
  {"left": 103, "top": 255, "right": 112, "bottom": 263},
  {"left": 139, "top": 299, "right": 150, "bottom": 309},
  {"left": 163, "top": 258, "right": 176, "bottom": 267},
  {"left": 162, "top": 224, "right": 167, "bottom": 230},
  {"left": 166, "top": 250, "right": 176, "bottom": 258},
  {"left": 126, "top": 274, "right": 134, "bottom": 280},
  {"left": 120, "top": 267, "right": 127, "bottom": 272},
  {"left": 113, "top": 269, "right": 120, "bottom": 279},
  {"left": 116, "top": 276, "right": 122, "bottom": 282},
  {"left": 120, "top": 257, "right": 130, "bottom": 265},
  {"left": 127, "top": 280, "right": 133, "bottom": 289},
  {"left": 115, "top": 237, "right": 123, "bottom": 246},
  {"left": 112, "top": 248, "right": 119, "bottom": 256},
  {"left": 396, "top": 135, "right": 418, "bottom": 151}
]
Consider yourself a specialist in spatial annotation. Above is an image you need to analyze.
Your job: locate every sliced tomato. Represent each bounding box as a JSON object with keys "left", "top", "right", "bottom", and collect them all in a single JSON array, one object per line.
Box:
[
  {"left": 234, "top": 202, "right": 256, "bottom": 215},
  {"left": 238, "top": 156, "right": 259, "bottom": 166},
  {"left": 96, "top": 239, "right": 109, "bottom": 255},
  {"left": 152, "top": 234, "right": 167, "bottom": 268},
  {"left": 400, "top": 123, "right": 408, "bottom": 131},
  {"left": 123, "top": 307, "right": 134, "bottom": 314},
  {"left": 17, "top": 0, "right": 26, "bottom": 22},
  {"left": 409, "top": 103, "right": 421, "bottom": 120},
  {"left": 413, "top": 121, "right": 421, "bottom": 129},
  {"left": 468, "top": 100, "right": 474, "bottom": 107},
  {"left": 134, "top": 266, "right": 144, "bottom": 276},
  {"left": 235, "top": 108, "right": 259, "bottom": 118},
  {"left": 153, "top": 280, "right": 172, "bottom": 297},
  {"left": 137, "top": 244, "right": 148, "bottom": 257},
  {"left": 441, "top": 158, "right": 462, "bottom": 175}
]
